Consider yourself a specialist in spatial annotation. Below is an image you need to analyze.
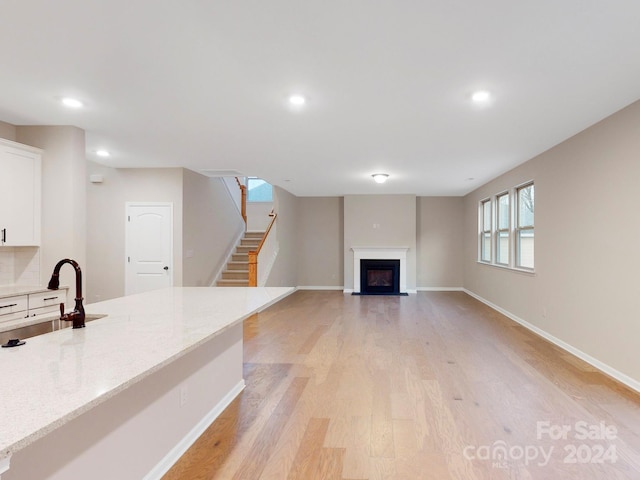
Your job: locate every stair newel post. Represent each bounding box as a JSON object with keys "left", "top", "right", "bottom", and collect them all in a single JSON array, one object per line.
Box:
[{"left": 248, "top": 250, "right": 258, "bottom": 287}]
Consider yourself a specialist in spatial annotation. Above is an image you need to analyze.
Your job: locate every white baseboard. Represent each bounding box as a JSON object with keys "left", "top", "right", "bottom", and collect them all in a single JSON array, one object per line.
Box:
[
  {"left": 297, "top": 286, "right": 344, "bottom": 291},
  {"left": 144, "top": 380, "right": 246, "bottom": 480},
  {"left": 0, "top": 456, "right": 10, "bottom": 477},
  {"left": 417, "top": 287, "right": 463, "bottom": 292},
  {"left": 463, "top": 289, "right": 640, "bottom": 394}
]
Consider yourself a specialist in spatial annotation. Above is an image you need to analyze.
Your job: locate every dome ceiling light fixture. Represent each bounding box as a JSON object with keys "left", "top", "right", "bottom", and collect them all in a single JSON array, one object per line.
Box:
[
  {"left": 288, "top": 94, "right": 306, "bottom": 106},
  {"left": 61, "top": 97, "right": 84, "bottom": 108},
  {"left": 372, "top": 173, "right": 389, "bottom": 184},
  {"left": 471, "top": 90, "right": 492, "bottom": 104}
]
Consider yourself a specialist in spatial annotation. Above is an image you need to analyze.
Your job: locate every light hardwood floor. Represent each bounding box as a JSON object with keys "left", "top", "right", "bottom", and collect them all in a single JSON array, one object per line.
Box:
[{"left": 162, "top": 291, "right": 640, "bottom": 479}]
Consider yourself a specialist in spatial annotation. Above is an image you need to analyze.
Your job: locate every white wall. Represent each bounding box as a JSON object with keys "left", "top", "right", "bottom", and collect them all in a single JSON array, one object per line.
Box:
[
  {"left": 343, "top": 195, "right": 417, "bottom": 291},
  {"left": 86, "top": 163, "right": 184, "bottom": 303},
  {"left": 463, "top": 99, "right": 640, "bottom": 386}
]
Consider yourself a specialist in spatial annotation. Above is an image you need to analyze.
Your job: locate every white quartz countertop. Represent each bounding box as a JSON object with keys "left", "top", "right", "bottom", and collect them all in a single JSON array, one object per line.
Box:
[{"left": 0, "top": 286, "right": 293, "bottom": 459}]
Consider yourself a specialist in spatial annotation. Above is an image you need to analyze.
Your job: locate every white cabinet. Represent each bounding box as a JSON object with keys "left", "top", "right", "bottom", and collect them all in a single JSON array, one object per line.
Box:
[
  {"left": 0, "top": 139, "right": 42, "bottom": 246},
  {"left": 28, "top": 289, "right": 67, "bottom": 320},
  {"left": 0, "top": 294, "right": 29, "bottom": 323},
  {"left": 0, "top": 288, "right": 68, "bottom": 326}
]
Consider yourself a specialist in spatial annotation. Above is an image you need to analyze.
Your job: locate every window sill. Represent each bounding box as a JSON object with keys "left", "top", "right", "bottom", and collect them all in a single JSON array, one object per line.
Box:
[{"left": 476, "top": 261, "right": 536, "bottom": 276}]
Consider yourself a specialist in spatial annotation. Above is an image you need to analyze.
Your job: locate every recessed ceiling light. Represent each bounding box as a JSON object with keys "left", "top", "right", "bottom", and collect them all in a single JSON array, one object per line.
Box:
[
  {"left": 288, "top": 95, "right": 306, "bottom": 106},
  {"left": 96, "top": 150, "right": 110, "bottom": 157},
  {"left": 61, "top": 97, "right": 84, "bottom": 108},
  {"left": 471, "top": 90, "right": 491, "bottom": 103},
  {"left": 372, "top": 173, "right": 389, "bottom": 184}
]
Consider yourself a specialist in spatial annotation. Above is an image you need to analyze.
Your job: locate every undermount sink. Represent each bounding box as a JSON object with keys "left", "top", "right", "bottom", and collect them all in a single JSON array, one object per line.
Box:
[{"left": 0, "top": 313, "right": 108, "bottom": 345}]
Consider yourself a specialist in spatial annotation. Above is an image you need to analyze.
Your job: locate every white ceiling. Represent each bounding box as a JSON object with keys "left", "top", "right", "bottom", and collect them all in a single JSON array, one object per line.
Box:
[{"left": 1, "top": 1, "right": 640, "bottom": 196}]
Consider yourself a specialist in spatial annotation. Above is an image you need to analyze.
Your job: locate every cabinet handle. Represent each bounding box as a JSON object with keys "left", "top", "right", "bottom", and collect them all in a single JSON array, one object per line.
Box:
[
  {"left": 1, "top": 228, "right": 5, "bottom": 243},
  {"left": 43, "top": 297, "right": 58, "bottom": 301},
  {"left": 0, "top": 303, "right": 18, "bottom": 309}
]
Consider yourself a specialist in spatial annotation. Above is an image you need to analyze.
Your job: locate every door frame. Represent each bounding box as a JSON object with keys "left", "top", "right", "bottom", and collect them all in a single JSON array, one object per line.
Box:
[{"left": 125, "top": 202, "right": 174, "bottom": 296}]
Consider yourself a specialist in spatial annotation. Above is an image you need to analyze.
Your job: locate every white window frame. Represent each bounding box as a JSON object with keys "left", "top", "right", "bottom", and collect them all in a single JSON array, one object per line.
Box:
[
  {"left": 479, "top": 198, "right": 492, "bottom": 263},
  {"left": 495, "top": 191, "right": 510, "bottom": 266},
  {"left": 477, "top": 181, "right": 535, "bottom": 273},
  {"left": 515, "top": 182, "right": 535, "bottom": 270}
]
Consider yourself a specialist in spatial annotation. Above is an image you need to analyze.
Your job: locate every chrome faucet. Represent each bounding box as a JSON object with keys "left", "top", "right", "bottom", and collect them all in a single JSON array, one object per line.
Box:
[{"left": 47, "top": 259, "right": 85, "bottom": 329}]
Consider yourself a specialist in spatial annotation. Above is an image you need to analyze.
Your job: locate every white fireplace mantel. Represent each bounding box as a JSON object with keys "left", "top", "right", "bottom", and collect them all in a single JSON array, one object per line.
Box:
[{"left": 349, "top": 247, "right": 409, "bottom": 294}]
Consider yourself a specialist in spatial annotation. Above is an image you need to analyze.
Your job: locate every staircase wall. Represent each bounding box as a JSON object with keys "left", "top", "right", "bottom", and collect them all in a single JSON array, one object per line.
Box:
[
  {"left": 263, "top": 186, "right": 299, "bottom": 287},
  {"left": 182, "top": 170, "right": 245, "bottom": 287}
]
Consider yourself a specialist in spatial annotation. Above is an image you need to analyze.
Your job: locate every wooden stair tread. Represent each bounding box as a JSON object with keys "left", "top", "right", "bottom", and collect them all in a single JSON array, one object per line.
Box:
[{"left": 217, "top": 231, "right": 266, "bottom": 287}]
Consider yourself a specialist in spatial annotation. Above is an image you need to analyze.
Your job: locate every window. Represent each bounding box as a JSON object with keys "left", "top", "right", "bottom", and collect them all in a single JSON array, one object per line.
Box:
[
  {"left": 480, "top": 199, "right": 492, "bottom": 262},
  {"left": 516, "top": 183, "right": 534, "bottom": 269},
  {"left": 247, "top": 177, "right": 273, "bottom": 202},
  {"left": 496, "top": 192, "right": 510, "bottom": 265},
  {"left": 478, "top": 181, "right": 534, "bottom": 271}
]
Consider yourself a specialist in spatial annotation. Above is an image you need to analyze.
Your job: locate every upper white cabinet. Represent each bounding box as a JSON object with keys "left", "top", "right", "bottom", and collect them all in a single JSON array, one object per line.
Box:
[{"left": 0, "top": 139, "right": 42, "bottom": 246}]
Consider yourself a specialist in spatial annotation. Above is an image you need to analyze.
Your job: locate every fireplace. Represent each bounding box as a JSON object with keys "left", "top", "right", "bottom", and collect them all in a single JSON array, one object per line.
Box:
[
  {"left": 360, "top": 259, "right": 400, "bottom": 295},
  {"left": 350, "top": 247, "right": 409, "bottom": 294}
]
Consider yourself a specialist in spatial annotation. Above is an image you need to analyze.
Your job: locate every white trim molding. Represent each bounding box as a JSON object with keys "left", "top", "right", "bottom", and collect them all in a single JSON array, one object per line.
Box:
[
  {"left": 0, "top": 455, "right": 10, "bottom": 478},
  {"left": 417, "top": 287, "right": 464, "bottom": 292},
  {"left": 463, "top": 289, "right": 640, "bottom": 394},
  {"left": 350, "top": 247, "right": 409, "bottom": 294},
  {"left": 144, "top": 380, "right": 245, "bottom": 480}
]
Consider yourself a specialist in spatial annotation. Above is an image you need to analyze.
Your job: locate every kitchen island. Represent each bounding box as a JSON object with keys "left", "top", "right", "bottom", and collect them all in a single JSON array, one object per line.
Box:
[{"left": 0, "top": 286, "right": 293, "bottom": 480}]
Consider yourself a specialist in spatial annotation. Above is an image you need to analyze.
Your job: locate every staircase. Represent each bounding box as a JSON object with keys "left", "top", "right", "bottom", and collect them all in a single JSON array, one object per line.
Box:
[{"left": 216, "top": 231, "right": 264, "bottom": 286}]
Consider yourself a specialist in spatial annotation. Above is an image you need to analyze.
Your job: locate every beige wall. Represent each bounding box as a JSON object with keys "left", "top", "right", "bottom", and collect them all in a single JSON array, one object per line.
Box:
[
  {"left": 417, "top": 197, "right": 464, "bottom": 289},
  {"left": 463, "top": 99, "right": 640, "bottom": 384},
  {"left": 265, "top": 186, "right": 299, "bottom": 287},
  {"left": 86, "top": 163, "right": 184, "bottom": 302},
  {"left": 297, "top": 197, "right": 344, "bottom": 287},
  {"left": 0, "top": 120, "right": 16, "bottom": 140},
  {"left": 182, "top": 170, "right": 245, "bottom": 286},
  {"left": 16, "top": 126, "right": 86, "bottom": 296},
  {"left": 247, "top": 202, "right": 274, "bottom": 231},
  {"left": 343, "top": 195, "right": 417, "bottom": 291}
]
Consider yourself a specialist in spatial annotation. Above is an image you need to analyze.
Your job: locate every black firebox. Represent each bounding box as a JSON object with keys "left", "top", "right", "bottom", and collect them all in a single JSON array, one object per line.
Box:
[{"left": 359, "top": 259, "right": 400, "bottom": 295}]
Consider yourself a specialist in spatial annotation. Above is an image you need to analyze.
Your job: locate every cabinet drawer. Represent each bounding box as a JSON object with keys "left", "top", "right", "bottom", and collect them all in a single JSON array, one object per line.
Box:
[
  {"left": 29, "top": 290, "right": 67, "bottom": 310},
  {"left": 0, "top": 295, "right": 28, "bottom": 316}
]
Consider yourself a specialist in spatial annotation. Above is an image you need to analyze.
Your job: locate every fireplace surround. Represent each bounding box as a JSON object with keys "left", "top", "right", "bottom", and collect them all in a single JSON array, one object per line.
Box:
[{"left": 350, "top": 247, "right": 409, "bottom": 294}]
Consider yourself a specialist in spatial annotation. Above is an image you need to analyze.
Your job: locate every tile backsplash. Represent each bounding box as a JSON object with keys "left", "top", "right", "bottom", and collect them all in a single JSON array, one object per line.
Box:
[{"left": 0, "top": 247, "right": 40, "bottom": 286}]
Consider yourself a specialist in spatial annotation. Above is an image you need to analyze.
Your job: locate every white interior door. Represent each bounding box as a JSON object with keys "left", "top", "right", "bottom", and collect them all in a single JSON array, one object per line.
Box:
[{"left": 125, "top": 203, "right": 173, "bottom": 295}]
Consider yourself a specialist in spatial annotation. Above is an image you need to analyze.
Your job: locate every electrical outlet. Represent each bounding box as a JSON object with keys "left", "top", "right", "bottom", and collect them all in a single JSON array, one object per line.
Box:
[{"left": 180, "top": 385, "right": 188, "bottom": 407}]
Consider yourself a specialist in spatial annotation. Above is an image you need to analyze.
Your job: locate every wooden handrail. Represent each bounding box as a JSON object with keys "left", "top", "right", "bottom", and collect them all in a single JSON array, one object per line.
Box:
[
  {"left": 248, "top": 210, "right": 277, "bottom": 287},
  {"left": 235, "top": 177, "right": 247, "bottom": 227}
]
